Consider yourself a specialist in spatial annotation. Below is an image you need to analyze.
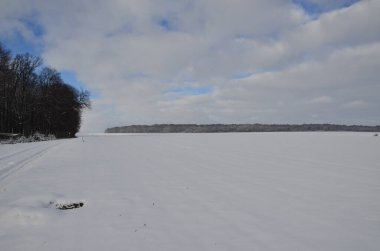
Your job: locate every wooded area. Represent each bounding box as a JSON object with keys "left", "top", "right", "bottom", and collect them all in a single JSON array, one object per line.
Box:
[
  {"left": 105, "top": 123, "right": 380, "bottom": 133},
  {"left": 0, "top": 43, "right": 90, "bottom": 138}
]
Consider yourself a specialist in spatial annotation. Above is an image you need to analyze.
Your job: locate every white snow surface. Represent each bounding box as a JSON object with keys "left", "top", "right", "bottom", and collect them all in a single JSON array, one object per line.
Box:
[{"left": 0, "top": 132, "right": 379, "bottom": 251}]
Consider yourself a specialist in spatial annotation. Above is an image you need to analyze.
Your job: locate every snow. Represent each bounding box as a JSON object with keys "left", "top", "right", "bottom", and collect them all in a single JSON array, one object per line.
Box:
[{"left": 0, "top": 132, "right": 379, "bottom": 250}]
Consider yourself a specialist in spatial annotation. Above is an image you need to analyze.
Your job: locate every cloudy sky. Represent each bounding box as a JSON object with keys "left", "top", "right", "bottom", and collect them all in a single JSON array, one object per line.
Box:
[{"left": 1, "top": 0, "right": 379, "bottom": 132}]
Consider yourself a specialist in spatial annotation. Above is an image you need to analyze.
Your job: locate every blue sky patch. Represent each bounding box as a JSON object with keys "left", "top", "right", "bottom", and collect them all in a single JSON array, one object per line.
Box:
[
  {"left": 1, "top": 31, "right": 42, "bottom": 56},
  {"left": 1, "top": 14, "right": 44, "bottom": 56},
  {"left": 19, "top": 17, "right": 45, "bottom": 37},
  {"left": 61, "top": 71, "right": 100, "bottom": 99},
  {"left": 230, "top": 70, "right": 273, "bottom": 80},
  {"left": 292, "top": 0, "right": 322, "bottom": 15},
  {"left": 292, "top": 0, "right": 360, "bottom": 16},
  {"left": 156, "top": 13, "right": 178, "bottom": 32},
  {"left": 159, "top": 19, "right": 171, "bottom": 31}
]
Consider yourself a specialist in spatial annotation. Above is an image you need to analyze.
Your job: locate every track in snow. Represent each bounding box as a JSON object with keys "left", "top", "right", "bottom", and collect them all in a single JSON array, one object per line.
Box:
[{"left": 0, "top": 141, "right": 60, "bottom": 182}]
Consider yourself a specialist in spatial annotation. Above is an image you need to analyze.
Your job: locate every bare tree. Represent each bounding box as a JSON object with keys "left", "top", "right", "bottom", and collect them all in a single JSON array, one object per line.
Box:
[{"left": 0, "top": 43, "right": 91, "bottom": 138}]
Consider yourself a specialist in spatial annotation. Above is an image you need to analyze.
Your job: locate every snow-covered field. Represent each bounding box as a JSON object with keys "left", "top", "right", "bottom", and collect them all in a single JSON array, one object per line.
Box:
[{"left": 0, "top": 132, "right": 379, "bottom": 251}]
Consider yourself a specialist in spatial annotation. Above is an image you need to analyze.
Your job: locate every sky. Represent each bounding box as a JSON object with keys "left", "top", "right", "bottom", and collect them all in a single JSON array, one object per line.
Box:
[{"left": 0, "top": 0, "right": 379, "bottom": 132}]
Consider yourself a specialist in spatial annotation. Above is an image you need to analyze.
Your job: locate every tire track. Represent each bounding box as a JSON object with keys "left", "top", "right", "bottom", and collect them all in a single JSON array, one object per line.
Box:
[
  {"left": 0, "top": 144, "right": 49, "bottom": 162},
  {"left": 0, "top": 142, "right": 60, "bottom": 182}
]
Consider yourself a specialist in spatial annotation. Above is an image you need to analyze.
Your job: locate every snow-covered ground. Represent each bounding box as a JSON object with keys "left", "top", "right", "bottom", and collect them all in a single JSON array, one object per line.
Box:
[{"left": 0, "top": 132, "right": 379, "bottom": 251}]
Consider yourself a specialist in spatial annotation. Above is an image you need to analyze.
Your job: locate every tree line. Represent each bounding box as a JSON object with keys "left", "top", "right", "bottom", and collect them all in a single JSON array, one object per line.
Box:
[
  {"left": 105, "top": 123, "right": 380, "bottom": 133},
  {"left": 0, "top": 43, "right": 90, "bottom": 138}
]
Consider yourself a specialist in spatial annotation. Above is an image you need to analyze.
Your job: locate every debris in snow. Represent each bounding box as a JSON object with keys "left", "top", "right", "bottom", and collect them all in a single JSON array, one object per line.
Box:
[{"left": 52, "top": 202, "right": 84, "bottom": 210}]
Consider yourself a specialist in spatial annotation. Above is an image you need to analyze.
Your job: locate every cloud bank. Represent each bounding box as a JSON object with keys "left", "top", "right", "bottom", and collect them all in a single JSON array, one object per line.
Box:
[{"left": 1, "top": 0, "right": 379, "bottom": 132}]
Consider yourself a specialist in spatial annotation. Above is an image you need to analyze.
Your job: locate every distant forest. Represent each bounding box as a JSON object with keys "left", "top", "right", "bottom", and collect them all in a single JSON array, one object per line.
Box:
[
  {"left": 106, "top": 124, "right": 380, "bottom": 133},
  {"left": 0, "top": 43, "right": 90, "bottom": 138}
]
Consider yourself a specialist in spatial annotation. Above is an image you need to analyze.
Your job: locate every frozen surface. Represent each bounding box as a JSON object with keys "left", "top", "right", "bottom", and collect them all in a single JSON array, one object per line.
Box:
[{"left": 0, "top": 133, "right": 379, "bottom": 250}]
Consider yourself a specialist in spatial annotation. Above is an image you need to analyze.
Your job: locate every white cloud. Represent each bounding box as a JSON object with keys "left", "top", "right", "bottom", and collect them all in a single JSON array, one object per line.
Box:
[
  {"left": 343, "top": 100, "right": 369, "bottom": 109},
  {"left": 213, "top": 42, "right": 380, "bottom": 124},
  {"left": 1, "top": 0, "right": 379, "bottom": 130},
  {"left": 310, "top": 96, "right": 333, "bottom": 104}
]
